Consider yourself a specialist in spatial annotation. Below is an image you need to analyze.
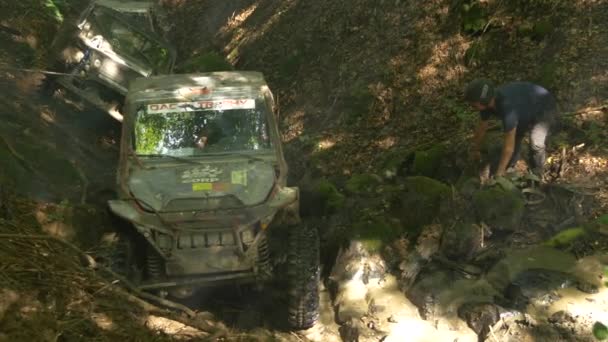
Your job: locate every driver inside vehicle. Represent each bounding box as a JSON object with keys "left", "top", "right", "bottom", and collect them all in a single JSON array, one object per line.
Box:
[{"left": 194, "top": 123, "right": 222, "bottom": 149}]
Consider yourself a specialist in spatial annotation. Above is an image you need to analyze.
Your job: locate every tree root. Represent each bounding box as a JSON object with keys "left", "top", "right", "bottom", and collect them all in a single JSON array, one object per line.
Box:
[{"left": 0, "top": 134, "right": 35, "bottom": 173}]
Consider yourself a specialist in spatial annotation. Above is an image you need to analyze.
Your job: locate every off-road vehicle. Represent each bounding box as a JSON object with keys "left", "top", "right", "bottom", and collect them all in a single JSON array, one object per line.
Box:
[
  {"left": 44, "top": 0, "right": 176, "bottom": 121},
  {"left": 107, "top": 71, "right": 320, "bottom": 329}
]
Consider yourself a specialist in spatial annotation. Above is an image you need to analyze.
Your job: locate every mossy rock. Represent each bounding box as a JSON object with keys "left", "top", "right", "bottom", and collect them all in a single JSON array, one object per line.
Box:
[
  {"left": 411, "top": 145, "right": 445, "bottom": 178},
  {"left": 378, "top": 147, "right": 410, "bottom": 177},
  {"left": 441, "top": 222, "right": 481, "bottom": 261},
  {"left": 352, "top": 218, "right": 403, "bottom": 252},
  {"left": 345, "top": 173, "right": 382, "bottom": 195},
  {"left": 315, "top": 179, "right": 345, "bottom": 213},
  {"left": 177, "top": 51, "right": 233, "bottom": 73},
  {"left": 543, "top": 227, "right": 587, "bottom": 248},
  {"left": 593, "top": 322, "right": 608, "bottom": 340},
  {"left": 472, "top": 185, "right": 524, "bottom": 231},
  {"left": 394, "top": 177, "right": 451, "bottom": 232}
]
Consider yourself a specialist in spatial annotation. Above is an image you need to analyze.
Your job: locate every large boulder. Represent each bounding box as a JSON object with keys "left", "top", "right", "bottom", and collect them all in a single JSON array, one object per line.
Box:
[
  {"left": 472, "top": 184, "right": 525, "bottom": 232},
  {"left": 393, "top": 176, "right": 451, "bottom": 232}
]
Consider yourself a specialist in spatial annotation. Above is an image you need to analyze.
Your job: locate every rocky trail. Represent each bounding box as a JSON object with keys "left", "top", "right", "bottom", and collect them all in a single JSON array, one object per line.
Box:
[{"left": 0, "top": 0, "right": 608, "bottom": 341}]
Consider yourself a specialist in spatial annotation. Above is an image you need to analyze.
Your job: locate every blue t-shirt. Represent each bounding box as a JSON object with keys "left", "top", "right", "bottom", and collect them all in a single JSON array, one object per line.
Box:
[{"left": 480, "top": 81, "right": 556, "bottom": 133}]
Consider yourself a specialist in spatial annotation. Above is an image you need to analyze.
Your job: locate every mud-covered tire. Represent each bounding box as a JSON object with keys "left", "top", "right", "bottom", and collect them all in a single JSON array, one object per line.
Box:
[
  {"left": 97, "top": 233, "right": 136, "bottom": 280},
  {"left": 287, "top": 224, "right": 320, "bottom": 330}
]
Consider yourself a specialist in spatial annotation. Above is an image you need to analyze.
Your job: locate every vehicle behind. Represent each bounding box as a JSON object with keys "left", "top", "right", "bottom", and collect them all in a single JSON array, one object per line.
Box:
[{"left": 44, "top": 0, "right": 176, "bottom": 121}]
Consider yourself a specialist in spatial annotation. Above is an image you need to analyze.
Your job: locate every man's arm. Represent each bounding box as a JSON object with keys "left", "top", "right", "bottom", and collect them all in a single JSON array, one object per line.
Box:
[
  {"left": 470, "top": 119, "right": 489, "bottom": 158},
  {"left": 496, "top": 127, "right": 517, "bottom": 176}
]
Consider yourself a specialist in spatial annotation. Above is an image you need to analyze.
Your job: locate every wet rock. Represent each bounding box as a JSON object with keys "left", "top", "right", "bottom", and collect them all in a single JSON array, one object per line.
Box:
[
  {"left": 397, "top": 224, "right": 443, "bottom": 290},
  {"left": 548, "top": 310, "right": 575, "bottom": 325},
  {"left": 576, "top": 281, "right": 599, "bottom": 294},
  {"left": 330, "top": 241, "right": 386, "bottom": 323},
  {"left": 440, "top": 222, "right": 482, "bottom": 261},
  {"left": 338, "top": 318, "right": 360, "bottom": 342},
  {"left": 457, "top": 302, "right": 500, "bottom": 339},
  {"left": 472, "top": 185, "right": 525, "bottom": 232},
  {"left": 415, "top": 223, "right": 443, "bottom": 260},
  {"left": 405, "top": 267, "right": 451, "bottom": 321},
  {"left": 486, "top": 246, "right": 578, "bottom": 291},
  {"left": 500, "top": 269, "right": 589, "bottom": 311},
  {"left": 398, "top": 253, "right": 426, "bottom": 291}
]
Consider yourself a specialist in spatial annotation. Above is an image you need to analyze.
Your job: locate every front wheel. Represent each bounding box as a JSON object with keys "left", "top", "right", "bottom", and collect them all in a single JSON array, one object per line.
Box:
[{"left": 286, "top": 224, "right": 320, "bottom": 330}]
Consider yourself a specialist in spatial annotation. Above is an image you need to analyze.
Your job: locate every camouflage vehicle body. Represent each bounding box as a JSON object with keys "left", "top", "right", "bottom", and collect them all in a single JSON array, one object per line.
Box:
[
  {"left": 46, "top": 0, "right": 176, "bottom": 121},
  {"left": 109, "top": 71, "right": 319, "bottom": 329}
]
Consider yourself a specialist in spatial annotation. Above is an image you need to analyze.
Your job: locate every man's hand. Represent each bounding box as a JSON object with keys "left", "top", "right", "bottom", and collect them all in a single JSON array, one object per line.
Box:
[{"left": 496, "top": 127, "right": 517, "bottom": 176}]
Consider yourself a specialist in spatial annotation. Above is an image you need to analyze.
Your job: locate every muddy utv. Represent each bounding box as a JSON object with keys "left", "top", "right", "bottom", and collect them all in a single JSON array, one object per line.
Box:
[
  {"left": 107, "top": 71, "right": 320, "bottom": 330},
  {"left": 44, "top": 0, "right": 176, "bottom": 121}
]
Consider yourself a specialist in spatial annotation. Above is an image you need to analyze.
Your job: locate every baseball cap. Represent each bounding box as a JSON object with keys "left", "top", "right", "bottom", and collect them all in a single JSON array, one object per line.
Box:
[{"left": 464, "top": 78, "right": 495, "bottom": 105}]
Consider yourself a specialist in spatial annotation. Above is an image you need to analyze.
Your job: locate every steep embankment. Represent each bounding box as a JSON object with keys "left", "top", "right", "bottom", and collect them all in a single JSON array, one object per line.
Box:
[{"left": 168, "top": 0, "right": 608, "bottom": 186}]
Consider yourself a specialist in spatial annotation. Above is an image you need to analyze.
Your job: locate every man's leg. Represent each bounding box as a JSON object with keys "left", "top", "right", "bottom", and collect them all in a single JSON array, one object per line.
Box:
[
  {"left": 529, "top": 121, "right": 551, "bottom": 175},
  {"left": 507, "top": 133, "right": 525, "bottom": 169}
]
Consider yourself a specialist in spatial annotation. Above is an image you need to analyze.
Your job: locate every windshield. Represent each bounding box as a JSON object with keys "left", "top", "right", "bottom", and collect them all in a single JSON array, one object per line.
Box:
[
  {"left": 134, "top": 98, "right": 273, "bottom": 156},
  {"left": 84, "top": 6, "right": 170, "bottom": 71}
]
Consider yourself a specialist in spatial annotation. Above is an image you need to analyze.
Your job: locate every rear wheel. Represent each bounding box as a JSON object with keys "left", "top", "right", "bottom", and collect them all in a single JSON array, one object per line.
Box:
[{"left": 286, "top": 224, "right": 320, "bottom": 330}]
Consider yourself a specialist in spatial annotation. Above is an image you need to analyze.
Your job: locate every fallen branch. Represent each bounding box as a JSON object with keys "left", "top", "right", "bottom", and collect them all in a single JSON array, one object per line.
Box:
[
  {"left": 0, "top": 233, "right": 228, "bottom": 337},
  {"left": 69, "top": 159, "right": 89, "bottom": 205},
  {"left": 488, "top": 324, "right": 500, "bottom": 342}
]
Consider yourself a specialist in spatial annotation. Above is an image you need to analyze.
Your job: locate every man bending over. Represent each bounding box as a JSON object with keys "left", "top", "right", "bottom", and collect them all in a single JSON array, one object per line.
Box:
[{"left": 464, "top": 78, "right": 558, "bottom": 178}]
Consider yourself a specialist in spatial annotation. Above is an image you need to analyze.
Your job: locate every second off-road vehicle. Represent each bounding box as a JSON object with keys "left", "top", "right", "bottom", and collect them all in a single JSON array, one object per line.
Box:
[
  {"left": 44, "top": 0, "right": 176, "bottom": 121},
  {"left": 107, "top": 71, "right": 320, "bottom": 329}
]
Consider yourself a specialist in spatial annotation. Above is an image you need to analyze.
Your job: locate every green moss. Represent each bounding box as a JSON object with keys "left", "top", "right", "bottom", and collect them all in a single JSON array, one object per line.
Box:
[
  {"left": 472, "top": 185, "right": 525, "bottom": 231},
  {"left": 352, "top": 218, "right": 402, "bottom": 252},
  {"left": 543, "top": 227, "right": 586, "bottom": 247},
  {"left": 593, "top": 322, "right": 608, "bottom": 340},
  {"left": 316, "top": 179, "right": 345, "bottom": 212},
  {"left": 596, "top": 214, "right": 608, "bottom": 225},
  {"left": 532, "top": 19, "right": 553, "bottom": 40},
  {"left": 394, "top": 177, "right": 451, "bottom": 231},
  {"left": 345, "top": 173, "right": 382, "bottom": 194},
  {"left": 461, "top": 1, "right": 488, "bottom": 34},
  {"left": 177, "top": 52, "right": 233, "bottom": 73},
  {"left": 411, "top": 145, "right": 445, "bottom": 178},
  {"left": 403, "top": 176, "right": 450, "bottom": 196}
]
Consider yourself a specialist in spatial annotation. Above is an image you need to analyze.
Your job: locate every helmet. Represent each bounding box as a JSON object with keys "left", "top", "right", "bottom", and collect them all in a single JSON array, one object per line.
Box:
[{"left": 464, "top": 78, "right": 495, "bottom": 105}]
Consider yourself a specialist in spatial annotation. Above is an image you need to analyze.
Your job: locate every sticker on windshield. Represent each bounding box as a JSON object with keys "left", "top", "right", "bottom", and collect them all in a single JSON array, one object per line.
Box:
[
  {"left": 148, "top": 99, "right": 255, "bottom": 114},
  {"left": 192, "top": 182, "right": 212, "bottom": 191},
  {"left": 231, "top": 170, "right": 247, "bottom": 186}
]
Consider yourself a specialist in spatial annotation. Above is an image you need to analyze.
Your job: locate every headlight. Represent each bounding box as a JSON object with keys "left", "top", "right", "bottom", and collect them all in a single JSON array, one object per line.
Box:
[{"left": 93, "top": 59, "right": 101, "bottom": 68}]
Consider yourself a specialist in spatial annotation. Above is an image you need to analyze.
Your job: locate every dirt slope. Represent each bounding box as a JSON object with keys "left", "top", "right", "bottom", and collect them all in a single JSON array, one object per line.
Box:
[{"left": 168, "top": 0, "right": 608, "bottom": 185}]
